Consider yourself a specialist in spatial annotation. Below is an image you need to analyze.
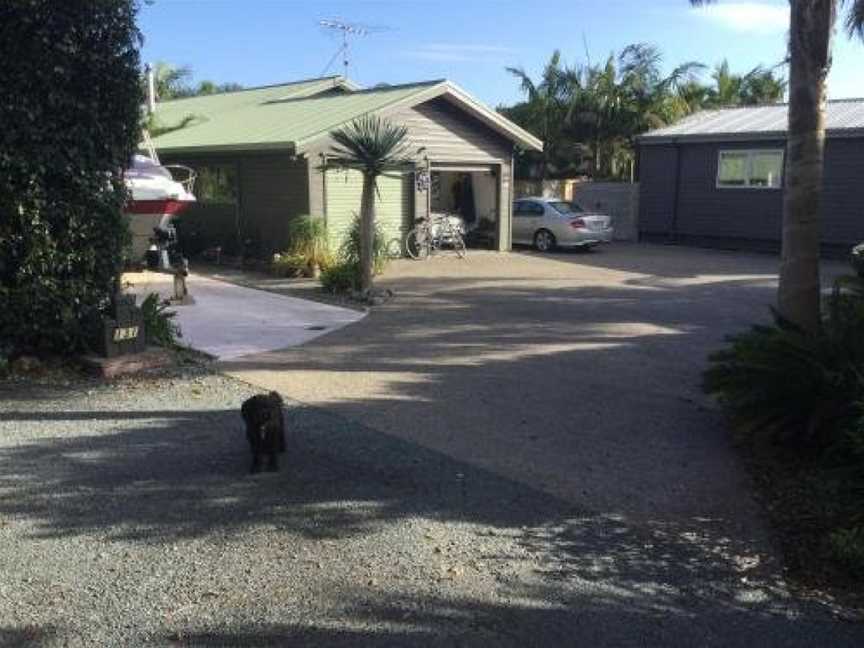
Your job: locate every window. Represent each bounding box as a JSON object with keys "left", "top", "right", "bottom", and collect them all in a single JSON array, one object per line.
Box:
[
  {"left": 514, "top": 200, "right": 545, "bottom": 216},
  {"left": 717, "top": 149, "right": 783, "bottom": 189},
  {"left": 549, "top": 201, "right": 583, "bottom": 215},
  {"left": 195, "top": 164, "right": 238, "bottom": 203}
]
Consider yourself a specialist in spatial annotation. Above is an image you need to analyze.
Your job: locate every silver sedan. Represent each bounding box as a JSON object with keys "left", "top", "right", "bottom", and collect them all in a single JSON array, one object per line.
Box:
[{"left": 512, "top": 197, "right": 613, "bottom": 252}]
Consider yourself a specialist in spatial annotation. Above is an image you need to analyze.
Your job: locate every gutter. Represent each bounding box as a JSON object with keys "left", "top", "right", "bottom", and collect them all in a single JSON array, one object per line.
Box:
[{"left": 639, "top": 127, "right": 864, "bottom": 146}]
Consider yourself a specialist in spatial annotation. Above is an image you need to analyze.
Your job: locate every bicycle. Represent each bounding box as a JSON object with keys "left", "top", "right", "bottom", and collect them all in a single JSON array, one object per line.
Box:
[{"left": 405, "top": 214, "right": 467, "bottom": 260}]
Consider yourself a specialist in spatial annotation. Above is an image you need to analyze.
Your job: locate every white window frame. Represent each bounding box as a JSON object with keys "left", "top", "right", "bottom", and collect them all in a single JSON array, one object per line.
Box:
[{"left": 716, "top": 149, "right": 784, "bottom": 190}]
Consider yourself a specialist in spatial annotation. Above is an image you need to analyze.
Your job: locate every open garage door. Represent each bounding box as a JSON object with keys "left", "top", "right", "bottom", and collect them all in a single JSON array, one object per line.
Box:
[{"left": 324, "top": 168, "right": 413, "bottom": 253}]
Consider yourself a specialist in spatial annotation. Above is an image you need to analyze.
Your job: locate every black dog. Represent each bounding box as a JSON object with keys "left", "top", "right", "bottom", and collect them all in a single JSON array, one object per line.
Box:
[{"left": 241, "top": 391, "right": 286, "bottom": 473}]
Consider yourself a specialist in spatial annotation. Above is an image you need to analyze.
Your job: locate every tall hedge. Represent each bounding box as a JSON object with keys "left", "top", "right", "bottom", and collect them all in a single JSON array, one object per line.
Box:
[{"left": 0, "top": 1, "right": 143, "bottom": 355}]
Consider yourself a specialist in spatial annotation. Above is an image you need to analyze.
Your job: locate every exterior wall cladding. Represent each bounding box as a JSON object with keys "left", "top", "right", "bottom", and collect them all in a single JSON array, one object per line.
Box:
[{"left": 638, "top": 137, "right": 864, "bottom": 251}]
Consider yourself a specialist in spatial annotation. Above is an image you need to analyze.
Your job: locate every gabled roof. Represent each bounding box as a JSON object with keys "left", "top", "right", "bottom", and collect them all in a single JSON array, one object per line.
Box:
[
  {"left": 151, "top": 75, "right": 357, "bottom": 128},
  {"left": 640, "top": 98, "right": 864, "bottom": 144},
  {"left": 149, "top": 76, "right": 542, "bottom": 154}
]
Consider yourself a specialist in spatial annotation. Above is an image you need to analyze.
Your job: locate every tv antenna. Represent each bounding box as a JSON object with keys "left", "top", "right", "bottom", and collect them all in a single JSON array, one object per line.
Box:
[{"left": 319, "top": 19, "right": 388, "bottom": 78}]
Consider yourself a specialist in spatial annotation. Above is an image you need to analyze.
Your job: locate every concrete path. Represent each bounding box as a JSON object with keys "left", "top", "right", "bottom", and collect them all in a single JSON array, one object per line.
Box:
[
  {"left": 216, "top": 244, "right": 860, "bottom": 644},
  {"left": 125, "top": 271, "right": 365, "bottom": 360}
]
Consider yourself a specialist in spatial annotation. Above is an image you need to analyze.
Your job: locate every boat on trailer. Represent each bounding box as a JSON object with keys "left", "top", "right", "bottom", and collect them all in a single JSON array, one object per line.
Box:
[{"left": 123, "top": 152, "right": 196, "bottom": 267}]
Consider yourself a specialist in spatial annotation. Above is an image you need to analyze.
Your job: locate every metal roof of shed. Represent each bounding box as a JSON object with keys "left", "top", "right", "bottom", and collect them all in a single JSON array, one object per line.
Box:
[
  {"left": 640, "top": 98, "right": 864, "bottom": 144},
  {"left": 149, "top": 76, "right": 543, "bottom": 154}
]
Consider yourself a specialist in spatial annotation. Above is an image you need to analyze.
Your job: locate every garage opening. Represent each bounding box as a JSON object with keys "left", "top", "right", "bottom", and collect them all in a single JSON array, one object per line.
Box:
[{"left": 430, "top": 165, "right": 499, "bottom": 249}]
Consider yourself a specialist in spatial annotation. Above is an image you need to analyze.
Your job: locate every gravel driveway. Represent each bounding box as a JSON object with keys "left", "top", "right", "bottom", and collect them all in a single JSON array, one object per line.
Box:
[{"left": 1, "top": 245, "right": 860, "bottom": 646}]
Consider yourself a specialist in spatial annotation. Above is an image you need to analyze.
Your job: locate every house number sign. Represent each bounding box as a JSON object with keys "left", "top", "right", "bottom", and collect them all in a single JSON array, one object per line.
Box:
[{"left": 113, "top": 326, "right": 140, "bottom": 342}]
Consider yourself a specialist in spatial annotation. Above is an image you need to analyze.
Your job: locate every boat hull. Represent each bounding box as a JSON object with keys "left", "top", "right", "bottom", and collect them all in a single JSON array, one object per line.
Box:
[{"left": 125, "top": 200, "right": 192, "bottom": 259}]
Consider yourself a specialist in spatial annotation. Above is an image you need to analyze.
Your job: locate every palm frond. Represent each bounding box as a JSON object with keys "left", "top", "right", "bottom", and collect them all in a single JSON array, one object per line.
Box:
[
  {"left": 506, "top": 66, "right": 537, "bottom": 100},
  {"left": 329, "top": 115, "right": 411, "bottom": 176},
  {"left": 847, "top": 0, "right": 864, "bottom": 39}
]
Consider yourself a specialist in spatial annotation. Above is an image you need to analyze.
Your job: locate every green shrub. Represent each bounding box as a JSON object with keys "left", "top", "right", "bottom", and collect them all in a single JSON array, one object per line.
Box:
[
  {"left": 320, "top": 262, "right": 360, "bottom": 294},
  {"left": 270, "top": 253, "right": 309, "bottom": 278},
  {"left": 339, "top": 214, "right": 388, "bottom": 275},
  {"left": 829, "top": 526, "right": 864, "bottom": 577},
  {"left": 141, "top": 293, "right": 182, "bottom": 347},
  {"left": 704, "top": 294, "right": 864, "bottom": 449},
  {"left": 0, "top": 2, "right": 143, "bottom": 356},
  {"left": 286, "top": 216, "right": 332, "bottom": 273}
]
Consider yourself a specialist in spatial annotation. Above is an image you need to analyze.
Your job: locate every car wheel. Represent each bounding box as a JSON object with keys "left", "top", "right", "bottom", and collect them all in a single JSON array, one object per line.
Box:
[{"left": 534, "top": 229, "right": 555, "bottom": 252}]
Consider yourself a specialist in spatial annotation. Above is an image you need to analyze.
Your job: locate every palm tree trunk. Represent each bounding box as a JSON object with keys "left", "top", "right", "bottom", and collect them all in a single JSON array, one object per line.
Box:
[
  {"left": 359, "top": 172, "right": 376, "bottom": 294},
  {"left": 779, "top": 0, "right": 836, "bottom": 333}
]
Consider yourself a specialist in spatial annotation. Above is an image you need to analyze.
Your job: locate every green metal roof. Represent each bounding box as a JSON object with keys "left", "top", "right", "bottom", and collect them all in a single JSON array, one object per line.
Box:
[
  {"left": 150, "top": 79, "right": 442, "bottom": 154},
  {"left": 150, "top": 76, "right": 350, "bottom": 130},
  {"left": 148, "top": 75, "right": 543, "bottom": 154}
]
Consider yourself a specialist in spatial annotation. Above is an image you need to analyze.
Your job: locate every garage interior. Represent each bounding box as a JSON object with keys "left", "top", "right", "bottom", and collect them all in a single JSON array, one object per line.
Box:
[{"left": 429, "top": 165, "right": 500, "bottom": 248}]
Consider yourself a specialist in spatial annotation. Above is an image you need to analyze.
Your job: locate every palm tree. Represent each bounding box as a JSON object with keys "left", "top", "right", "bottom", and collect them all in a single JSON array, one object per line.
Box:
[
  {"left": 566, "top": 45, "right": 704, "bottom": 178},
  {"left": 329, "top": 115, "right": 411, "bottom": 294},
  {"left": 151, "top": 61, "right": 193, "bottom": 100},
  {"left": 506, "top": 51, "right": 568, "bottom": 179},
  {"left": 739, "top": 66, "right": 787, "bottom": 104},
  {"left": 691, "top": 0, "right": 864, "bottom": 333},
  {"left": 707, "top": 59, "right": 743, "bottom": 106}
]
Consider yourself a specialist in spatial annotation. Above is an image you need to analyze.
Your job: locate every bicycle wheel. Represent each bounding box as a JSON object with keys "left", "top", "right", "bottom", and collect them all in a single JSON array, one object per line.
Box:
[{"left": 405, "top": 228, "right": 430, "bottom": 260}]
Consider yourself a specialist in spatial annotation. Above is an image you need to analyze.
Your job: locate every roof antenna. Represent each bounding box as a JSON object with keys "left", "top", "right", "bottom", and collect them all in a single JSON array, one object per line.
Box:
[{"left": 318, "top": 19, "right": 389, "bottom": 78}]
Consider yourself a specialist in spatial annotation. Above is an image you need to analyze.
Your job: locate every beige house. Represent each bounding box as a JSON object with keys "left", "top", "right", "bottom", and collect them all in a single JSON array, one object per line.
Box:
[{"left": 149, "top": 75, "right": 542, "bottom": 255}]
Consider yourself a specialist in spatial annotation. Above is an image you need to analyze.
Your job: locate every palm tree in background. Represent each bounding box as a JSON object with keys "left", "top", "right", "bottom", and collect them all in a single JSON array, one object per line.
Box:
[
  {"left": 708, "top": 60, "right": 743, "bottom": 106},
  {"left": 501, "top": 44, "right": 782, "bottom": 180},
  {"left": 151, "top": 61, "right": 193, "bottom": 101},
  {"left": 739, "top": 66, "right": 788, "bottom": 104},
  {"left": 566, "top": 44, "right": 704, "bottom": 177},
  {"left": 150, "top": 61, "right": 244, "bottom": 101},
  {"left": 506, "top": 51, "right": 568, "bottom": 180},
  {"left": 702, "top": 59, "right": 787, "bottom": 107},
  {"left": 691, "top": 0, "right": 864, "bottom": 333},
  {"left": 329, "top": 115, "right": 411, "bottom": 294}
]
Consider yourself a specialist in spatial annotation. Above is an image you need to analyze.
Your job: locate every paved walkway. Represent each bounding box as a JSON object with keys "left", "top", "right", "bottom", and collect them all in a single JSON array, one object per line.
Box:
[{"left": 124, "top": 271, "right": 364, "bottom": 359}]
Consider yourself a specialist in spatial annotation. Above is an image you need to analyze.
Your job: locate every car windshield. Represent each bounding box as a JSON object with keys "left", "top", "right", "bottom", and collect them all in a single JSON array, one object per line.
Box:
[{"left": 549, "top": 201, "right": 583, "bottom": 215}]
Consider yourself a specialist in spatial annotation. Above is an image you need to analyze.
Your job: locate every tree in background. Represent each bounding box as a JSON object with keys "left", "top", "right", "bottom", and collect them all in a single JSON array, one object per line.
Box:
[
  {"left": 505, "top": 51, "right": 570, "bottom": 180},
  {"left": 703, "top": 59, "right": 787, "bottom": 107},
  {"left": 0, "top": 0, "right": 143, "bottom": 356},
  {"left": 501, "top": 45, "right": 785, "bottom": 181},
  {"left": 150, "top": 61, "right": 243, "bottom": 101},
  {"left": 691, "top": 0, "right": 864, "bottom": 332}
]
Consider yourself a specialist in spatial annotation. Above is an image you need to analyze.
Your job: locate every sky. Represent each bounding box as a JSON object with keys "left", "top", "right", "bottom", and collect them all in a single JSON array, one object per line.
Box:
[{"left": 139, "top": 0, "right": 863, "bottom": 107}]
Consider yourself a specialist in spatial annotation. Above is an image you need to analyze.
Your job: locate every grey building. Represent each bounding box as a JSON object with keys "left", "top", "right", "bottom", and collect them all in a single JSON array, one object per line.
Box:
[{"left": 637, "top": 99, "right": 864, "bottom": 252}]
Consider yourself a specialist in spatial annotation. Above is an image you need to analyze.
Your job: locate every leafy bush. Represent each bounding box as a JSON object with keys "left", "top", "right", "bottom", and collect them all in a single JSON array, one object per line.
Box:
[
  {"left": 704, "top": 294, "right": 864, "bottom": 449},
  {"left": 141, "top": 293, "right": 181, "bottom": 346},
  {"left": 339, "top": 214, "right": 388, "bottom": 275},
  {"left": 829, "top": 527, "right": 864, "bottom": 577},
  {"left": 0, "top": 2, "right": 143, "bottom": 356},
  {"left": 706, "top": 252, "right": 864, "bottom": 589},
  {"left": 286, "top": 216, "right": 332, "bottom": 274},
  {"left": 271, "top": 253, "right": 308, "bottom": 278},
  {"left": 320, "top": 262, "right": 360, "bottom": 294}
]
